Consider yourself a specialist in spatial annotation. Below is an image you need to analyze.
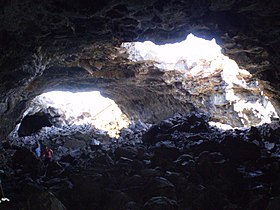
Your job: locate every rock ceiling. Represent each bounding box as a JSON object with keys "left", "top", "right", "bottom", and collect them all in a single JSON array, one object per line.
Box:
[{"left": 1, "top": 0, "right": 280, "bottom": 140}]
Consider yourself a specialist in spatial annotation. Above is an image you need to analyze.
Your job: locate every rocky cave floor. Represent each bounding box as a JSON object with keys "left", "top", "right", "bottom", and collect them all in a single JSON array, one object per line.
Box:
[{"left": 1, "top": 112, "right": 280, "bottom": 210}]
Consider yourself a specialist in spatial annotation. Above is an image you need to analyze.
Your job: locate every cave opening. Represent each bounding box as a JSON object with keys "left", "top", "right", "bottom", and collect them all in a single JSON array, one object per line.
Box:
[
  {"left": 2, "top": 1, "right": 280, "bottom": 209},
  {"left": 121, "top": 34, "right": 279, "bottom": 129},
  {"left": 9, "top": 34, "right": 280, "bottom": 147},
  {"left": 9, "top": 91, "right": 131, "bottom": 149}
]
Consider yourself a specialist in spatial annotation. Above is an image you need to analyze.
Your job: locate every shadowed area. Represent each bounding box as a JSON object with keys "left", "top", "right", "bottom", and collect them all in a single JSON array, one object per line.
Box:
[
  {"left": 18, "top": 113, "right": 53, "bottom": 137},
  {"left": 1, "top": 0, "right": 280, "bottom": 209}
]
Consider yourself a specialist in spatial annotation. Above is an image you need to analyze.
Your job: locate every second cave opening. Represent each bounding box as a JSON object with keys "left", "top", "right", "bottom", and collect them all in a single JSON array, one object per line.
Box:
[{"left": 9, "top": 91, "right": 131, "bottom": 148}]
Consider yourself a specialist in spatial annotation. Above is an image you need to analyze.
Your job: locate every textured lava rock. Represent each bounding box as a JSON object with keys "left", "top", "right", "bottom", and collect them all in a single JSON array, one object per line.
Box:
[
  {"left": 2, "top": 112, "right": 280, "bottom": 209},
  {"left": 143, "top": 196, "right": 178, "bottom": 210},
  {"left": 1, "top": 0, "right": 280, "bottom": 208},
  {"left": 12, "top": 147, "right": 42, "bottom": 177},
  {"left": 222, "top": 135, "right": 261, "bottom": 162},
  {"left": 22, "top": 183, "right": 66, "bottom": 210},
  {"left": 1, "top": 0, "right": 280, "bottom": 140}
]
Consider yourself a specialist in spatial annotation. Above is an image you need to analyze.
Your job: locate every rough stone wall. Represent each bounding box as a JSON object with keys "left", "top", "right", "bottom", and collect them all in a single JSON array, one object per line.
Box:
[{"left": 1, "top": 0, "right": 280, "bottom": 140}]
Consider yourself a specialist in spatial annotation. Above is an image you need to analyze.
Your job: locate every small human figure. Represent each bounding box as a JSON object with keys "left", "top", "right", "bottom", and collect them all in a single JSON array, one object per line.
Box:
[
  {"left": 35, "top": 142, "right": 41, "bottom": 158},
  {"left": 43, "top": 146, "right": 53, "bottom": 165}
]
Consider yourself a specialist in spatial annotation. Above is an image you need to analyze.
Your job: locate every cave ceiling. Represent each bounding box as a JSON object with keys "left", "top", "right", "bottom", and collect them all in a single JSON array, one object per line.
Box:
[{"left": 0, "top": 0, "right": 280, "bottom": 139}]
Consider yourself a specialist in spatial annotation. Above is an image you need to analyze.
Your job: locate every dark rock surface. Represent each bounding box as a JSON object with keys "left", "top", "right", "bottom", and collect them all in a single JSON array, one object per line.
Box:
[
  {"left": 0, "top": 0, "right": 280, "bottom": 140},
  {"left": 1, "top": 112, "right": 280, "bottom": 209},
  {"left": 1, "top": 1, "right": 280, "bottom": 208}
]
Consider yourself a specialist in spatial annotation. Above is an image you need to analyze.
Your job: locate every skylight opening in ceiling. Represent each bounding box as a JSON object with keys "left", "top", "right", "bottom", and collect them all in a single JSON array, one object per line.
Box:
[{"left": 121, "top": 34, "right": 279, "bottom": 129}]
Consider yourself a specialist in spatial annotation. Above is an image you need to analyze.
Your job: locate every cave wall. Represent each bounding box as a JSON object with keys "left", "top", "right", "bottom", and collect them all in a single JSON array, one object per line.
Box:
[{"left": 1, "top": 0, "right": 280, "bottom": 140}]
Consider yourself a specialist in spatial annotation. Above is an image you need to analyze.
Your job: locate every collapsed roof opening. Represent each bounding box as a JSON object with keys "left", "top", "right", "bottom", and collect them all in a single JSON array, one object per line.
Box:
[
  {"left": 12, "top": 91, "right": 130, "bottom": 139},
  {"left": 121, "top": 34, "right": 279, "bottom": 129}
]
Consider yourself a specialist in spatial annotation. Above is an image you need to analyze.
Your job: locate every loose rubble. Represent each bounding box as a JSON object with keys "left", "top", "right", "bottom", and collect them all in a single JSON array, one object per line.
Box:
[{"left": 1, "top": 112, "right": 280, "bottom": 209}]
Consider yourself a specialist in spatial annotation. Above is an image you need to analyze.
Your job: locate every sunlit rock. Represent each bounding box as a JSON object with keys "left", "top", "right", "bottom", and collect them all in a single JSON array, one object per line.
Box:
[{"left": 122, "top": 34, "right": 279, "bottom": 128}]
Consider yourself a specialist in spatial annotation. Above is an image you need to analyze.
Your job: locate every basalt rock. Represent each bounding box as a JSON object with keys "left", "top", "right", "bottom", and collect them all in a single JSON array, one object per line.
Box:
[
  {"left": 143, "top": 196, "right": 178, "bottom": 210},
  {"left": 12, "top": 147, "right": 42, "bottom": 178},
  {"left": 222, "top": 135, "right": 261, "bottom": 162},
  {"left": 1, "top": 0, "right": 280, "bottom": 140},
  {"left": 2, "top": 112, "right": 280, "bottom": 209},
  {"left": 21, "top": 183, "right": 66, "bottom": 210},
  {"left": 1, "top": 0, "right": 280, "bottom": 209}
]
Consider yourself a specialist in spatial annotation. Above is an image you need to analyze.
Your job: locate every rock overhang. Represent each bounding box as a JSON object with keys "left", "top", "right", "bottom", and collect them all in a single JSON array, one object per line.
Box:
[{"left": 1, "top": 0, "right": 280, "bottom": 140}]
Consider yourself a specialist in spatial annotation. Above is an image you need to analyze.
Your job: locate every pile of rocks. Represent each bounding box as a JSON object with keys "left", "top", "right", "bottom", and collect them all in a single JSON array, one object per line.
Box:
[{"left": 1, "top": 112, "right": 280, "bottom": 210}]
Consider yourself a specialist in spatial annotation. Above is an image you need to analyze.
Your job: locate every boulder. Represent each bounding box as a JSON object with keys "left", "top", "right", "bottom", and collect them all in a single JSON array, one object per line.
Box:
[
  {"left": 143, "top": 196, "right": 178, "bottom": 210},
  {"left": 222, "top": 135, "right": 261, "bottom": 162},
  {"left": 22, "top": 183, "right": 66, "bottom": 210},
  {"left": 12, "top": 148, "right": 42, "bottom": 177}
]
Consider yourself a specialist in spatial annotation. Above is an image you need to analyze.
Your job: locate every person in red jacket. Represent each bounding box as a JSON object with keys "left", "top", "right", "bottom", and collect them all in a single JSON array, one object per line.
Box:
[{"left": 43, "top": 146, "right": 53, "bottom": 165}]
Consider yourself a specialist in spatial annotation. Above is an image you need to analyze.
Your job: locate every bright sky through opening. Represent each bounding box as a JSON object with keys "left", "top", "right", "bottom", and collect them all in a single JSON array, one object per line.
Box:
[
  {"left": 122, "top": 33, "right": 222, "bottom": 70},
  {"left": 135, "top": 34, "right": 221, "bottom": 62},
  {"left": 28, "top": 91, "right": 130, "bottom": 137},
  {"left": 122, "top": 34, "right": 279, "bottom": 129},
  {"left": 25, "top": 34, "right": 279, "bottom": 133}
]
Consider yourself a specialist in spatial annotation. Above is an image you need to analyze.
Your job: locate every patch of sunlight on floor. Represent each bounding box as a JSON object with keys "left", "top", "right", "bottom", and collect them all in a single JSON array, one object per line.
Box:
[
  {"left": 27, "top": 91, "right": 130, "bottom": 138},
  {"left": 209, "top": 121, "right": 234, "bottom": 130},
  {"left": 121, "top": 33, "right": 279, "bottom": 128}
]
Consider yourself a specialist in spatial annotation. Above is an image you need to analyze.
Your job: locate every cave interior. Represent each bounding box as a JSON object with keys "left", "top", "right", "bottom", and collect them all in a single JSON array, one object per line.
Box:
[{"left": 1, "top": 0, "right": 280, "bottom": 209}]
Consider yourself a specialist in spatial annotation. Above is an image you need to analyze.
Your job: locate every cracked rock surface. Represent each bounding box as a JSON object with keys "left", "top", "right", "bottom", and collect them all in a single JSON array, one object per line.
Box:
[
  {"left": 1, "top": 112, "right": 280, "bottom": 209},
  {"left": 1, "top": 0, "right": 280, "bottom": 139}
]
